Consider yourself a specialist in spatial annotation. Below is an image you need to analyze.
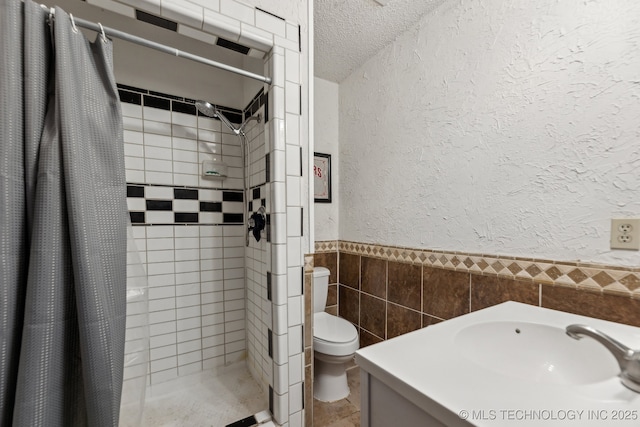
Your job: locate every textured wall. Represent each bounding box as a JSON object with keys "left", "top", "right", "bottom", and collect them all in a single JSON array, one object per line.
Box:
[
  {"left": 314, "top": 77, "right": 340, "bottom": 241},
  {"left": 339, "top": 0, "right": 640, "bottom": 267},
  {"left": 314, "top": 0, "right": 446, "bottom": 82}
]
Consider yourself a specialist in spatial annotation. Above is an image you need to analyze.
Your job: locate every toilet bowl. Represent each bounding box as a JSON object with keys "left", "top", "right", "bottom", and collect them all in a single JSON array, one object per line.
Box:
[{"left": 313, "top": 267, "right": 359, "bottom": 402}]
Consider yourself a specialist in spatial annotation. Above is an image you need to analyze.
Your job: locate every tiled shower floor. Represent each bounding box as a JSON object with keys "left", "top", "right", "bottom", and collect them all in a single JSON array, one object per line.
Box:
[{"left": 134, "top": 365, "right": 267, "bottom": 427}]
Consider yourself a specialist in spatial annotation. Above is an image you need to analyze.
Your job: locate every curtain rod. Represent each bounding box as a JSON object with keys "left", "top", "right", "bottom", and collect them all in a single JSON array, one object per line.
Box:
[{"left": 41, "top": 5, "right": 272, "bottom": 85}]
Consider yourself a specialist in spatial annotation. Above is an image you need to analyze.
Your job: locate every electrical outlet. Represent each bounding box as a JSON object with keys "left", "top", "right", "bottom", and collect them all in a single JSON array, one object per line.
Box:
[{"left": 610, "top": 219, "right": 640, "bottom": 250}]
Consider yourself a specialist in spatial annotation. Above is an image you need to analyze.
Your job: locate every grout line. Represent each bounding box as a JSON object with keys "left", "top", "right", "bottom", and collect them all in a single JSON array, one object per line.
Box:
[
  {"left": 385, "top": 260, "right": 388, "bottom": 340},
  {"left": 469, "top": 273, "right": 472, "bottom": 314},
  {"left": 420, "top": 264, "right": 424, "bottom": 328}
]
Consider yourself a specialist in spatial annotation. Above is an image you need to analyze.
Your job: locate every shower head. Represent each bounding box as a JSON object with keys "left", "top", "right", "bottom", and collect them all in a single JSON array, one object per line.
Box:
[
  {"left": 195, "top": 100, "right": 238, "bottom": 134},
  {"left": 195, "top": 100, "right": 217, "bottom": 117}
]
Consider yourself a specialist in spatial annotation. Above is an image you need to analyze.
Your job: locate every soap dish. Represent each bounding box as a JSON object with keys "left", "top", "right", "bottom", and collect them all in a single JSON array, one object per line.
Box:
[{"left": 202, "top": 160, "right": 228, "bottom": 180}]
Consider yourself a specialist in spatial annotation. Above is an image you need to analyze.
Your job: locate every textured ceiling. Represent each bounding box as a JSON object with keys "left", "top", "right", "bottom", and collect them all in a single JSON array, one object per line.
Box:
[{"left": 314, "top": 0, "right": 447, "bottom": 83}]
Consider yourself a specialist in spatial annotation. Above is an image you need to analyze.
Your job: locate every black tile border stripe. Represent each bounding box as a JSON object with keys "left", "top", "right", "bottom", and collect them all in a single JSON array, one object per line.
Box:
[
  {"left": 216, "top": 37, "right": 250, "bottom": 55},
  {"left": 256, "top": 7, "right": 285, "bottom": 21},
  {"left": 135, "top": 9, "right": 177, "bottom": 32},
  {"left": 172, "top": 100, "right": 197, "bottom": 116},
  {"left": 117, "top": 83, "right": 257, "bottom": 125},
  {"left": 266, "top": 213, "right": 271, "bottom": 242},
  {"left": 299, "top": 147, "right": 303, "bottom": 177},
  {"left": 118, "top": 90, "right": 141, "bottom": 105},
  {"left": 143, "top": 95, "right": 170, "bottom": 110},
  {"left": 149, "top": 90, "right": 183, "bottom": 101},
  {"left": 265, "top": 153, "right": 271, "bottom": 182},
  {"left": 223, "top": 110, "right": 243, "bottom": 124},
  {"left": 117, "top": 83, "right": 147, "bottom": 93},
  {"left": 244, "top": 88, "right": 265, "bottom": 115}
]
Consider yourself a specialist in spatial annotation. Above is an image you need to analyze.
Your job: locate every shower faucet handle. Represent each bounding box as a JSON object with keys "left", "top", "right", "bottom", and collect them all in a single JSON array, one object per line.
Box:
[{"left": 248, "top": 206, "right": 266, "bottom": 242}]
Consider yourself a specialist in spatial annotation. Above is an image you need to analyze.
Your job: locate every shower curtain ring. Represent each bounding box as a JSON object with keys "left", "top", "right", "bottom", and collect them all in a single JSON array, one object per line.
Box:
[
  {"left": 69, "top": 13, "right": 78, "bottom": 33},
  {"left": 48, "top": 7, "right": 55, "bottom": 25},
  {"left": 98, "top": 23, "right": 107, "bottom": 42}
]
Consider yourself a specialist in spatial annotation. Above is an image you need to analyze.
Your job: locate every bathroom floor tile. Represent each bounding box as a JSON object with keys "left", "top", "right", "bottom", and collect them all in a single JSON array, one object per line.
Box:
[
  {"left": 345, "top": 367, "right": 361, "bottom": 412},
  {"left": 313, "top": 366, "right": 361, "bottom": 426}
]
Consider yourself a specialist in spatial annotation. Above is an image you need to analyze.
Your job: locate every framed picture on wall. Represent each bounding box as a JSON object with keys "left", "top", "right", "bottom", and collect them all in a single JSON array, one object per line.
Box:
[{"left": 314, "top": 152, "right": 331, "bottom": 203}]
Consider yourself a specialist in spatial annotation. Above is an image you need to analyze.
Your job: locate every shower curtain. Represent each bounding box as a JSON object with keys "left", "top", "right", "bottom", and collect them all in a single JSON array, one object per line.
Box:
[{"left": 0, "top": 1, "right": 127, "bottom": 426}]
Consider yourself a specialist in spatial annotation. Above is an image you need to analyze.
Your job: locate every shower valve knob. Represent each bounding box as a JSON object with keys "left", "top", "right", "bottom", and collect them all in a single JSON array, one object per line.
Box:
[{"left": 248, "top": 207, "right": 266, "bottom": 242}]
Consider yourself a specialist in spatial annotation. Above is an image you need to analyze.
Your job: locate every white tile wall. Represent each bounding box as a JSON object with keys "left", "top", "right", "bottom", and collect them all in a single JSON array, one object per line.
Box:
[
  {"left": 220, "top": 0, "right": 254, "bottom": 26},
  {"left": 244, "top": 114, "right": 271, "bottom": 395},
  {"left": 101, "top": 0, "right": 305, "bottom": 421},
  {"left": 203, "top": 9, "right": 242, "bottom": 42},
  {"left": 122, "top": 95, "right": 250, "bottom": 389}
]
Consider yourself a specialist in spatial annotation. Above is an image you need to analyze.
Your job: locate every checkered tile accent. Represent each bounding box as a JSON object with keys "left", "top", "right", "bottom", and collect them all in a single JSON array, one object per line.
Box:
[
  {"left": 247, "top": 184, "right": 267, "bottom": 239},
  {"left": 127, "top": 183, "right": 243, "bottom": 225}
]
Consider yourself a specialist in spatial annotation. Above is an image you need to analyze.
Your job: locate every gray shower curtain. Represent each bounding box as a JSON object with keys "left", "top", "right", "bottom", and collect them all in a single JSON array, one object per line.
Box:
[{"left": 0, "top": 1, "right": 127, "bottom": 426}]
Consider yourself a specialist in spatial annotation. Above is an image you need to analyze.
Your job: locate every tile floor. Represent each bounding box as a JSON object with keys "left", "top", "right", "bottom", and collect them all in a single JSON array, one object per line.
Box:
[
  {"left": 313, "top": 366, "right": 361, "bottom": 427},
  {"left": 128, "top": 365, "right": 268, "bottom": 427},
  {"left": 121, "top": 363, "right": 361, "bottom": 427}
]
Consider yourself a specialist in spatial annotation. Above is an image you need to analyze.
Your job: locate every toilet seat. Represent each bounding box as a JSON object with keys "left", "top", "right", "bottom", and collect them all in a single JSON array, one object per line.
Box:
[{"left": 313, "top": 312, "right": 359, "bottom": 356}]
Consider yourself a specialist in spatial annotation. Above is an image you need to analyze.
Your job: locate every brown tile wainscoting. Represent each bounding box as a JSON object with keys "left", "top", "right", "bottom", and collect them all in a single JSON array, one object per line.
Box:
[{"left": 313, "top": 240, "right": 640, "bottom": 349}]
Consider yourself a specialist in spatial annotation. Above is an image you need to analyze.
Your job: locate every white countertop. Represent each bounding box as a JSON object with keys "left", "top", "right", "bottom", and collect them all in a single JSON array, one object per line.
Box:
[{"left": 355, "top": 301, "right": 640, "bottom": 426}]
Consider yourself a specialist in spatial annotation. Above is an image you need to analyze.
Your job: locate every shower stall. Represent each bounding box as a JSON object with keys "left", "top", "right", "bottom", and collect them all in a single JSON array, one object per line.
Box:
[
  {"left": 47, "top": 0, "right": 309, "bottom": 425},
  {"left": 120, "top": 84, "right": 270, "bottom": 425}
]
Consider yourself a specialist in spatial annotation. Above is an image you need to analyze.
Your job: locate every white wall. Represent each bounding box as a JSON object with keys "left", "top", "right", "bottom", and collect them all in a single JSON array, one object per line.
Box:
[
  {"left": 339, "top": 0, "right": 640, "bottom": 267},
  {"left": 314, "top": 77, "right": 339, "bottom": 241}
]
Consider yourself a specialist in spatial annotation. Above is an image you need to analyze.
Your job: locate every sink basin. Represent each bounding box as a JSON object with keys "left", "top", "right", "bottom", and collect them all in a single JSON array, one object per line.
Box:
[
  {"left": 356, "top": 302, "right": 640, "bottom": 427},
  {"left": 454, "top": 321, "right": 619, "bottom": 385}
]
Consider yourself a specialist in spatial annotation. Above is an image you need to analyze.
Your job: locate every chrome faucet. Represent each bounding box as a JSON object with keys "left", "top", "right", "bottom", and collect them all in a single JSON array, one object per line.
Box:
[{"left": 566, "top": 324, "right": 640, "bottom": 393}]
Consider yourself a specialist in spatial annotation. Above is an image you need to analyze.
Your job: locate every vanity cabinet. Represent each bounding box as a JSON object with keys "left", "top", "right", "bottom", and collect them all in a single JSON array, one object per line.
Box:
[
  {"left": 360, "top": 368, "right": 453, "bottom": 427},
  {"left": 355, "top": 302, "right": 640, "bottom": 427}
]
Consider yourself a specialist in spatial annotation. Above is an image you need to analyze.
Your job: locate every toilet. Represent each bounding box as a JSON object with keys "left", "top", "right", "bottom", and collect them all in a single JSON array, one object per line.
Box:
[{"left": 312, "top": 267, "right": 359, "bottom": 402}]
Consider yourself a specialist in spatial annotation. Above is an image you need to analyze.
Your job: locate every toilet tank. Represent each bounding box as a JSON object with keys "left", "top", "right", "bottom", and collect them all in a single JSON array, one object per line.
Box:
[{"left": 313, "top": 267, "right": 330, "bottom": 313}]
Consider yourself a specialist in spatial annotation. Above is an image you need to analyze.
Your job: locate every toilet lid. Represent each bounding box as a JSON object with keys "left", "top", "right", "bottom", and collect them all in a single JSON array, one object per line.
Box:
[{"left": 314, "top": 312, "right": 358, "bottom": 343}]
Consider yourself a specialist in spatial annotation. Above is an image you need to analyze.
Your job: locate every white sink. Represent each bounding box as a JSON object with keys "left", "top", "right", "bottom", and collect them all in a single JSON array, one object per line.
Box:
[
  {"left": 454, "top": 321, "right": 618, "bottom": 385},
  {"left": 356, "top": 302, "right": 640, "bottom": 427}
]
